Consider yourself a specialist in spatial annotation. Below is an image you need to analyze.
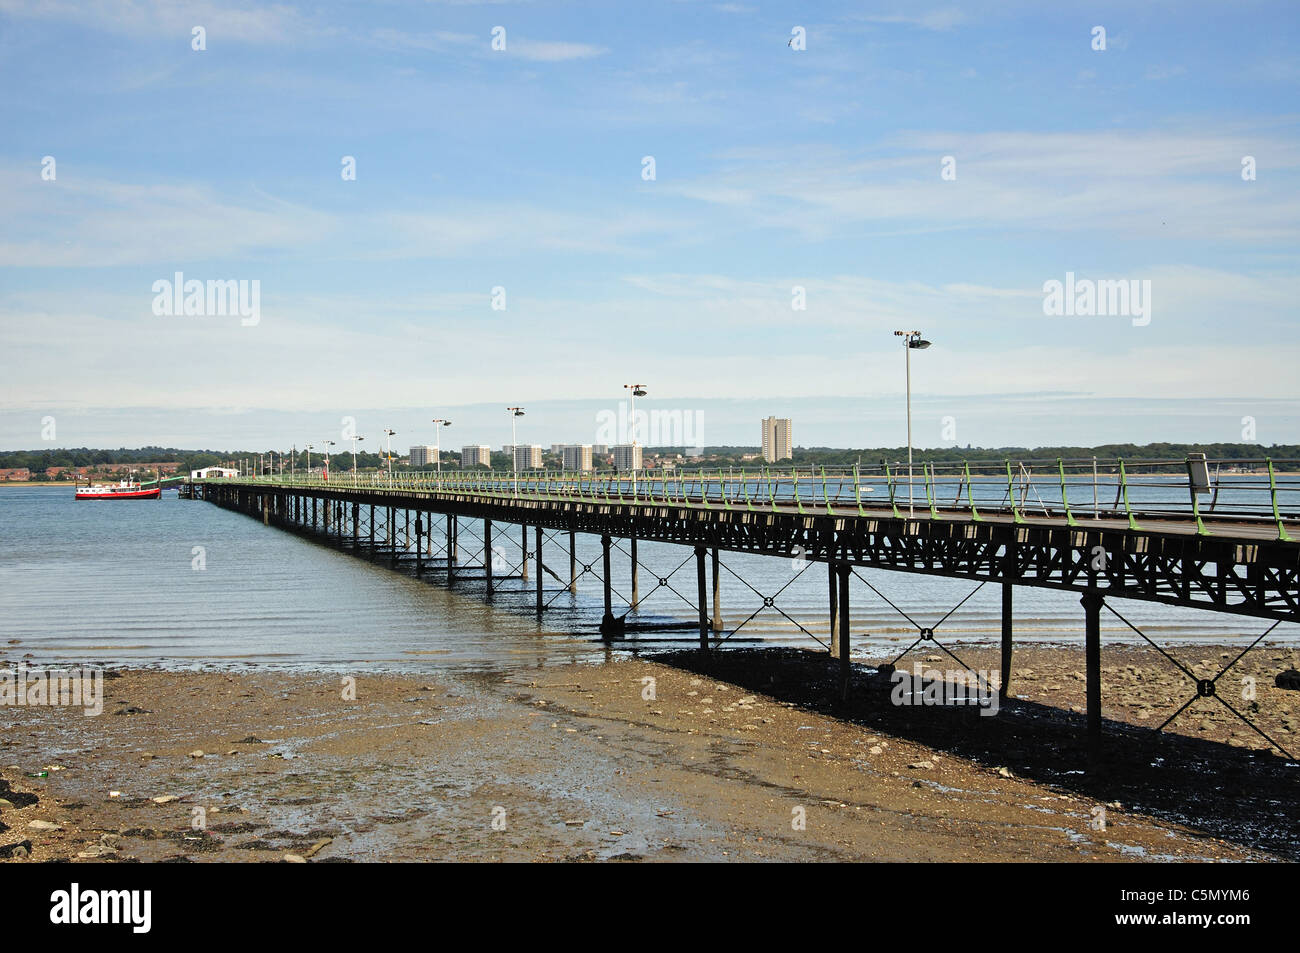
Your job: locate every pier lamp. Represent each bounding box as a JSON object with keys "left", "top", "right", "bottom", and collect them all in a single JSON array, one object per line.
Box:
[
  {"left": 306, "top": 444, "right": 313, "bottom": 478},
  {"left": 893, "top": 330, "right": 931, "bottom": 519},
  {"left": 323, "top": 440, "right": 335, "bottom": 483},
  {"left": 508, "top": 407, "right": 526, "bottom": 497},
  {"left": 350, "top": 435, "right": 365, "bottom": 485},
  {"left": 431, "top": 419, "right": 452, "bottom": 475},
  {"left": 382, "top": 429, "right": 397, "bottom": 479},
  {"left": 624, "top": 384, "right": 648, "bottom": 495}
]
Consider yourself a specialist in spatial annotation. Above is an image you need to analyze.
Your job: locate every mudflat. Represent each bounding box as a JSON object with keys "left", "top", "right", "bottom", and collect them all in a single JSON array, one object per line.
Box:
[{"left": 1, "top": 643, "right": 1295, "bottom": 862}]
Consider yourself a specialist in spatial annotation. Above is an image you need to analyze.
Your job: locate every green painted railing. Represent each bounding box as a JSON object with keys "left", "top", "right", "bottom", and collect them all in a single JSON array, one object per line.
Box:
[{"left": 198, "top": 457, "right": 1300, "bottom": 536}]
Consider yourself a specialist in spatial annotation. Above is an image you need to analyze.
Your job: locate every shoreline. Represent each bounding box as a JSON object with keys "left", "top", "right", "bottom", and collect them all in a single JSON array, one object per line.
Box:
[{"left": 2, "top": 642, "right": 1295, "bottom": 863}]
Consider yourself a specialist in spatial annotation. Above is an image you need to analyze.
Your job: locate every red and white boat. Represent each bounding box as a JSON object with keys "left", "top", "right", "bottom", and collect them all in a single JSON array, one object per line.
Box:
[{"left": 74, "top": 479, "right": 161, "bottom": 500}]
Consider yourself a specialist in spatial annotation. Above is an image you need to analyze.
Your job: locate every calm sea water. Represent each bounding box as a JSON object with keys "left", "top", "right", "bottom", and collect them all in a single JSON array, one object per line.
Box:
[{"left": 0, "top": 485, "right": 1294, "bottom": 673}]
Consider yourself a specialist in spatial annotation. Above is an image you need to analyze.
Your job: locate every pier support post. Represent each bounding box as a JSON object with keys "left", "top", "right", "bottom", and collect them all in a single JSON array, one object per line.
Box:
[
  {"left": 447, "top": 515, "right": 456, "bottom": 583},
  {"left": 599, "top": 535, "right": 618, "bottom": 640},
  {"left": 353, "top": 503, "right": 359, "bottom": 548},
  {"left": 389, "top": 508, "right": 397, "bottom": 566},
  {"left": 1082, "top": 589, "right": 1105, "bottom": 759},
  {"left": 415, "top": 517, "right": 423, "bottom": 574},
  {"left": 630, "top": 535, "right": 639, "bottom": 608},
  {"left": 535, "top": 525, "right": 543, "bottom": 615},
  {"left": 484, "top": 519, "right": 494, "bottom": 595},
  {"left": 369, "top": 505, "right": 374, "bottom": 553},
  {"left": 1000, "top": 581, "right": 1014, "bottom": 700},
  {"left": 711, "top": 547, "right": 721, "bottom": 634},
  {"left": 312, "top": 497, "right": 317, "bottom": 531},
  {"left": 568, "top": 529, "right": 577, "bottom": 593},
  {"left": 837, "top": 563, "right": 852, "bottom": 703},
  {"left": 521, "top": 524, "right": 529, "bottom": 581},
  {"left": 262, "top": 496, "right": 269, "bottom": 525},
  {"left": 829, "top": 558, "right": 840, "bottom": 657},
  {"left": 696, "top": 545, "right": 709, "bottom": 654}
]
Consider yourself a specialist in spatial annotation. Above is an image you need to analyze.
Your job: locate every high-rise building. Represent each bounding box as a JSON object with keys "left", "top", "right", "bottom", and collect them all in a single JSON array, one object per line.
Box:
[
  {"left": 409, "top": 445, "right": 437, "bottom": 467},
  {"left": 612, "top": 444, "right": 643, "bottom": 471},
  {"left": 561, "top": 445, "right": 593, "bottom": 471},
  {"left": 461, "top": 445, "right": 491, "bottom": 468},
  {"left": 592, "top": 444, "right": 610, "bottom": 458},
  {"left": 761, "top": 417, "right": 793, "bottom": 463},
  {"left": 513, "top": 445, "right": 543, "bottom": 470}
]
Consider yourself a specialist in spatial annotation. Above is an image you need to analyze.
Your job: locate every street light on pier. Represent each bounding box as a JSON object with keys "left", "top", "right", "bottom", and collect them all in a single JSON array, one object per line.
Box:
[
  {"left": 382, "top": 429, "right": 397, "bottom": 480},
  {"left": 431, "top": 418, "right": 452, "bottom": 475},
  {"left": 323, "top": 440, "right": 335, "bottom": 482},
  {"left": 508, "top": 407, "right": 525, "bottom": 497},
  {"left": 624, "top": 383, "right": 647, "bottom": 496},
  {"left": 893, "top": 329, "right": 931, "bottom": 519},
  {"left": 350, "top": 434, "right": 365, "bottom": 484},
  {"left": 306, "top": 444, "right": 313, "bottom": 478}
]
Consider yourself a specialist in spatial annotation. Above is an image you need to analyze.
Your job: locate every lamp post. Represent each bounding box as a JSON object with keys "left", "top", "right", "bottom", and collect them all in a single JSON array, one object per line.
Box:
[
  {"left": 323, "top": 440, "right": 335, "bottom": 483},
  {"left": 624, "top": 383, "right": 647, "bottom": 495},
  {"left": 508, "top": 407, "right": 525, "bottom": 497},
  {"left": 350, "top": 434, "right": 365, "bottom": 486},
  {"left": 382, "top": 429, "right": 396, "bottom": 481},
  {"left": 431, "top": 418, "right": 452, "bottom": 475},
  {"left": 893, "top": 330, "right": 931, "bottom": 519},
  {"left": 306, "top": 444, "right": 313, "bottom": 480}
]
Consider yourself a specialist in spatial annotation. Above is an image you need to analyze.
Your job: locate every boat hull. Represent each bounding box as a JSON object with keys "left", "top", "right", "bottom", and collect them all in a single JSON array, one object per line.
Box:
[{"left": 75, "top": 488, "right": 161, "bottom": 500}]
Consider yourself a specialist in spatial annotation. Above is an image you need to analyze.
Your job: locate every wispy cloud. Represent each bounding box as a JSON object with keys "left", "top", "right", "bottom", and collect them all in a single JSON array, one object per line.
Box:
[
  {"left": 511, "top": 39, "right": 607, "bottom": 62},
  {"left": 858, "top": 8, "right": 967, "bottom": 31}
]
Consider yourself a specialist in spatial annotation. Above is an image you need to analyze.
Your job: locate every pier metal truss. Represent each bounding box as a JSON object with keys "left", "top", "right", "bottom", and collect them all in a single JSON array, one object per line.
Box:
[{"left": 189, "top": 456, "right": 1300, "bottom": 761}]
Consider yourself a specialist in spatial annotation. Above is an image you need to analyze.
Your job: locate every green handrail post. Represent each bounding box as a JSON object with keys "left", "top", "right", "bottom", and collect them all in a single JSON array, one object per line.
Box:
[
  {"left": 854, "top": 465, "right": 866, "bottom": 517},
  {"left": 1056, "top": 459, "right": 1078, "bottom": 528},
  {"left": 1118, "top": 459, "right": 1141, "bottom": 531},
  {"left": 821, "top": 467, "right": 836, "bottom": 516},
  {"left": 924, "top": 463, "right": 939, "bottom": 519},
  {"left": 699, "top": 469, "right": 711, "bottom": 509},
  {"left": 742, "top": 468, "right": 756, "bottom": 512},
  {"left": 1268, "top": 459, "right": 1293, "bottom": 541},
  {"left": 766, "top": 468, "right": 778, "bottom": 513},
  {"left": 1006, "top": 461, "right": 1026, "bottom": 525},
  {"left": 883, "top": 462, "right": 901, "bottom": 520},
  {"left": 792, "top": 467, "right": 807, "bottom": 515},
  {"left": 965, "top": 462, "right": 983, "bottom": 522}
]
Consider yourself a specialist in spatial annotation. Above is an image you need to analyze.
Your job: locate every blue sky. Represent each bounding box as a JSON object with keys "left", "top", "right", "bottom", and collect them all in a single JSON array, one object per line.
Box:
[{"left": 1, "top": 0, "right": 1298, "bottom": 452}]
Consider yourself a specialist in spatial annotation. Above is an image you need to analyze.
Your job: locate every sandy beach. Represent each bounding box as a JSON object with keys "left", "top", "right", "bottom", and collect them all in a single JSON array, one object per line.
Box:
[{"left": 1, "top": 642, "right": 1296, "bottom": 863}]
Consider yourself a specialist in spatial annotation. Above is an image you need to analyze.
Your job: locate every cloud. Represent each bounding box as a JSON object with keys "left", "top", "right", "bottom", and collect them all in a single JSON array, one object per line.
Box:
[
  {"left": 859, "top": 8, "right": 967, "bottom": 31},
  {"left": 510, "top": 39, "right": 607, "bottom": 62},
  {"left": 0, "top": 0, "right": 314, "bottom": 43}
]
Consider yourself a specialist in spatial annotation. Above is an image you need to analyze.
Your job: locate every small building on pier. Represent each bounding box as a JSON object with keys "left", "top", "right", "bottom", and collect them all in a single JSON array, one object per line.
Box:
[{"left": 190, "top": 466, "right": 239, "bottom": 479}]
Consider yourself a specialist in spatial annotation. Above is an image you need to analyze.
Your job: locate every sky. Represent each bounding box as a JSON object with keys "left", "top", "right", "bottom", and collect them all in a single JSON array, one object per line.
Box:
[{"left": 0, "top": 0, "right": 1297, "bottom": 452}]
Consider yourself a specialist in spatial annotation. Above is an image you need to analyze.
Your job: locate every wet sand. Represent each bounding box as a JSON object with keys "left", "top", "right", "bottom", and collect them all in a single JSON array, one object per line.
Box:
[{"left": 1, "top": 643, "right": 1296, "bottom": 862}]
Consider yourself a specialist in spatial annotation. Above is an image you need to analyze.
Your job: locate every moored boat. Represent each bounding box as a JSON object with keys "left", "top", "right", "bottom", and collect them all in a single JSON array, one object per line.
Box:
[{"left": 74, "top": 479, "right": 161, "bottom": 500}]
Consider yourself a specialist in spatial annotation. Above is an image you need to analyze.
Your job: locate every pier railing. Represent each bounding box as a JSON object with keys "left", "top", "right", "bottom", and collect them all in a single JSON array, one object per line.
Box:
[{"left": 204, "top": 456, "right": 1300, "bottom": 539}]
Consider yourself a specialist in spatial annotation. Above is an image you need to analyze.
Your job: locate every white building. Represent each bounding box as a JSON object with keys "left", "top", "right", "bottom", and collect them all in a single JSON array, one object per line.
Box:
[
  {"left": 409, "top": 445, "right": 437, "bottom": 467},
  {"left": 761, "top": 416, "right": 793, "bottom": 463},
  {"left": 612, "top": 444, "right": 642, "bottom": 471},
  {"left": 461, "top": 445, "right": 491, "bottom": 468},
  {"left": 513, "top": 445, "right": 543, "bottom": 470},
  {"left": 190, "top": 466, "right": 238, "bottom": 479},
  {"left": 561, "top": 445, "right": 593, "bottom": 471}
]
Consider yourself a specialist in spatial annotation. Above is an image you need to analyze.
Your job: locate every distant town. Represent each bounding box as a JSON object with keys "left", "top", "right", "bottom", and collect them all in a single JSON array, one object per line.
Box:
[{"left": 2, "top": 424, "right": 1297, "bottom": 483}]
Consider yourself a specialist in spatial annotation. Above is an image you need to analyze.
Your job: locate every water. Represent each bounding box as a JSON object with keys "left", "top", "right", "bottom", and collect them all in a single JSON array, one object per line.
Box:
[{"left": 1, "top": 485, "right": 1295, "bottom": 673}]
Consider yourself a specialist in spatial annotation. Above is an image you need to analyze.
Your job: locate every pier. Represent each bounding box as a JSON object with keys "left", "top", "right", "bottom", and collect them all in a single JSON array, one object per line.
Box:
[{"left": 186, "top": 457, "right": 1300, "bottom": 760}]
